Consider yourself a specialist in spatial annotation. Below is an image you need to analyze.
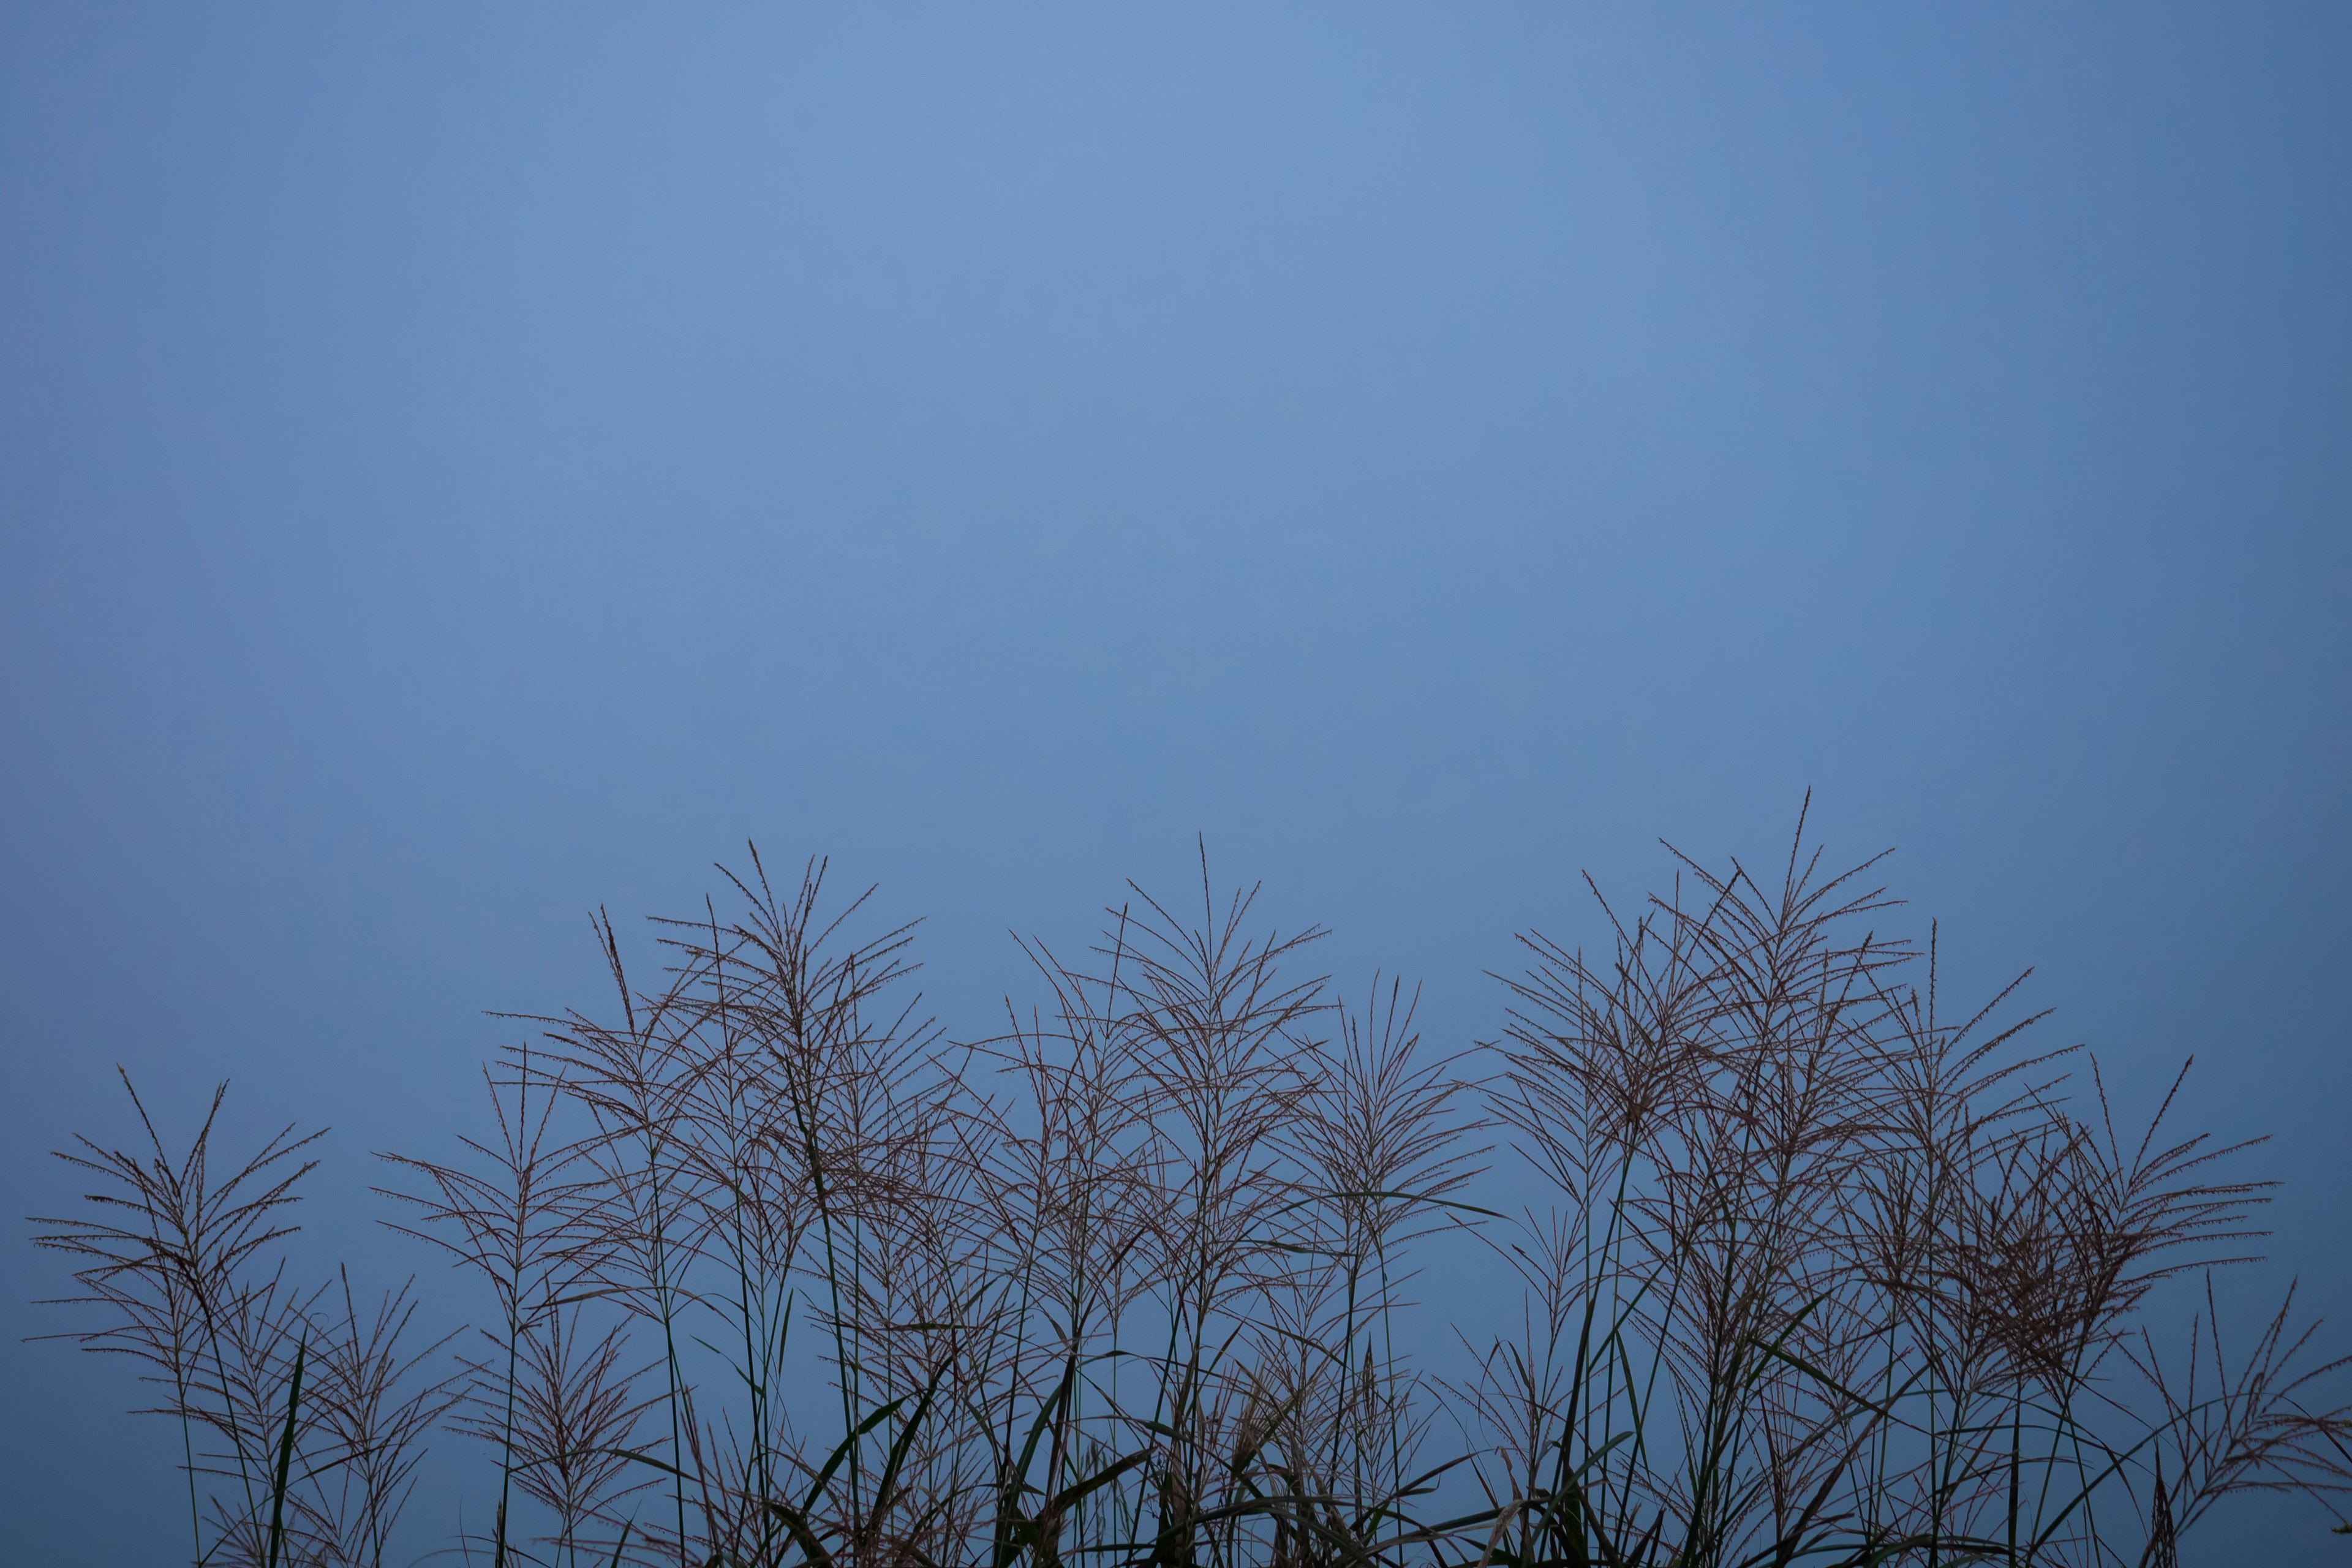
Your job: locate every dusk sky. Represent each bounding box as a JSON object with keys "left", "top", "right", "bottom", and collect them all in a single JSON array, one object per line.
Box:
[{"left": 4, "top": 7, "right": 2348, "bottom": 1562}]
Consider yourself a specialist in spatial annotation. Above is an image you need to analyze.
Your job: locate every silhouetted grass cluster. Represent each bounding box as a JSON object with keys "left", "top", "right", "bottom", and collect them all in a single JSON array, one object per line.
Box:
[{"left": 35, "top": 815, "right": 2352, "bottom": 1567}]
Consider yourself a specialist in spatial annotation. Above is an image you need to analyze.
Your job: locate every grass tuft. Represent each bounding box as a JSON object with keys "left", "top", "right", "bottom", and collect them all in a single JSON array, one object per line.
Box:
[{"left": 34, "top": 815, "right": 2352, "bottom": 1566}]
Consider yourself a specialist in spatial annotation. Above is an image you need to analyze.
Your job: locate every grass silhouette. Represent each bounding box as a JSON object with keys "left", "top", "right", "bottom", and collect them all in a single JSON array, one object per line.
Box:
[{"left": 35, "top": 813, "right": 2352, "bottom": 1566}]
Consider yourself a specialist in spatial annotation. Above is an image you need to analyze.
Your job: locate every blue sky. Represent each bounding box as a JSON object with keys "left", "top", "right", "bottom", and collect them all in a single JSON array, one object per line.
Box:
[{"left": 4, "top": 6, "right": 2347, "bottom": 1561}]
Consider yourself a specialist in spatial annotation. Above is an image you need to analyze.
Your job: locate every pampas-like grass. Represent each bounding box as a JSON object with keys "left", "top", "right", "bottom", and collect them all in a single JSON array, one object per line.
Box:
[{"left": 36, "top": 817, "right": 2352, "bottom": 1567}]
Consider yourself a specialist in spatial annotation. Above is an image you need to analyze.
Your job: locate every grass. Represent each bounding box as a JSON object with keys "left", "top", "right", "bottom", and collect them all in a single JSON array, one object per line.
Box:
[{"left": 32, "top": 813, "right": 2352, "bottom": 1567}]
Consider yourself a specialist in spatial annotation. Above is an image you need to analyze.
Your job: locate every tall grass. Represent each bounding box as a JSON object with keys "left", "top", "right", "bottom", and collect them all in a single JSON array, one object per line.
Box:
[{"left": 34, "top": 819, "right": 2352, "bottom": 1566}]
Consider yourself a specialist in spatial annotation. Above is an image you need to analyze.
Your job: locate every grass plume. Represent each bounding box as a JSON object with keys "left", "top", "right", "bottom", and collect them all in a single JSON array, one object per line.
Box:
[{"left": 34, "top": 812, "right": 2352, "bottom": 1566}]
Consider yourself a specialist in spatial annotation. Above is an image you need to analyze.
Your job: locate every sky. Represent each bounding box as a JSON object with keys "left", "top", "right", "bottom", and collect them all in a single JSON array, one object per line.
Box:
[{"left": 2, "top": 5, "right": 2347, "bottom": 1562}]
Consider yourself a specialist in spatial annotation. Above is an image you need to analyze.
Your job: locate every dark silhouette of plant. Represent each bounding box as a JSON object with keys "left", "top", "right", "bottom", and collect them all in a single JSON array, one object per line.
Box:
[
  {"left": 297, "top": 1267, "right": 466, "bottom": 1568},
  {"left": 34, "top": 1074, "right": 323, "bottom": 1564},
  {"left": 380, "top": 1047, "right": 608, "bottom": 1566},
  {"left": 34, "top": 1077, "right": 461, "bottom": 1567},
  {"left": 35, "top": 812, "right": 2352, "bottom": 1568}
]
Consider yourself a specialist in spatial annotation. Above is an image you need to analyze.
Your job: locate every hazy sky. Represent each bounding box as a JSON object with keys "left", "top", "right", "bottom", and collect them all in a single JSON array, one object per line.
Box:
[{"left": 4, "top": 6, "right": 2347, "bottom": 1561}]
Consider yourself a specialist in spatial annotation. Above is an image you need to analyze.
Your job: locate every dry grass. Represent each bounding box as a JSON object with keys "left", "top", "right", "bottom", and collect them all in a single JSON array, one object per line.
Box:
[{"left": 34, "top": 815, "right": 2352, "bottom": 1567}]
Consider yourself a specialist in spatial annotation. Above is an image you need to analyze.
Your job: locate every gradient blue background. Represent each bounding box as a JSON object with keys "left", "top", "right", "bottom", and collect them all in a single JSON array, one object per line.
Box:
[{"left": 4, "top": 6, "right": 2347, "bottom": 1561}]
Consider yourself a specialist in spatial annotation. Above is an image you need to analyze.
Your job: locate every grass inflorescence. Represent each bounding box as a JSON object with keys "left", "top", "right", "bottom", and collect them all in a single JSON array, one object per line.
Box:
[{"left": 34, "top": 814, "right": 2352, "bottom": 1567}]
